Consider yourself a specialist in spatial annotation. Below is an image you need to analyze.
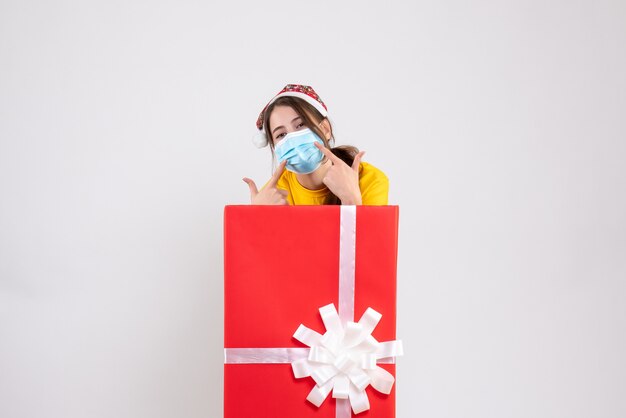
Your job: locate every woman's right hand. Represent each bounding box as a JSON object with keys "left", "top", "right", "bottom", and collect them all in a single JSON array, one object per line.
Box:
[{"left": 242, "top": 160, "right": 289, "bottom": 205}]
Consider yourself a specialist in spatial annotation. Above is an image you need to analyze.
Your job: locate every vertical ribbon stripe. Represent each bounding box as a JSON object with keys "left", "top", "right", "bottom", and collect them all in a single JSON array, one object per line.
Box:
[{"left": 338, "top": 205, "right": 357, "bottom": 325}]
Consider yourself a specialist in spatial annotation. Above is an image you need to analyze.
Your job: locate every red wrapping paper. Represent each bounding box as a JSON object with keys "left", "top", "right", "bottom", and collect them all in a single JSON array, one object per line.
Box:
[{"left": 224, "top": 205, "right": 399, "bottom": 417}]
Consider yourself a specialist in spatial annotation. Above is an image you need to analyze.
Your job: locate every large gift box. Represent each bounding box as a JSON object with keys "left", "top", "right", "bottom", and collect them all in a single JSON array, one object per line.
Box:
[{"left": 224, "top": 205, "right": 402, "bottom": 417}]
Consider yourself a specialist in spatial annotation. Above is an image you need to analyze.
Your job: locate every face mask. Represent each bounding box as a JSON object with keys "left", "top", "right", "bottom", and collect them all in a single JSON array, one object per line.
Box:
[{"left": 274, "top": 128, "right": 325, "bottom": 174}]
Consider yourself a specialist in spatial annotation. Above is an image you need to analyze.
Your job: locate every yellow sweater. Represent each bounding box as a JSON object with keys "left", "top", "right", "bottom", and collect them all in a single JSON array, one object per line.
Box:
[{"left": 274, "top": 161, "right": 389, "bottom": 205}]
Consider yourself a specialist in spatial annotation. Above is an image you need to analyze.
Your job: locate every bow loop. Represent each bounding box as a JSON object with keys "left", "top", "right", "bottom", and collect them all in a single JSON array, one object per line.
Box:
[{"left": 291, "top": 304, "right": 403, "bottom": 414}]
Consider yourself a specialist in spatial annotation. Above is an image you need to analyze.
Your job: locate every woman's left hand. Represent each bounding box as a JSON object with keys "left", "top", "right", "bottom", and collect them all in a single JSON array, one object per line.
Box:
[{"left": 314, "top": 142, "right": 365, "bottom": 205}]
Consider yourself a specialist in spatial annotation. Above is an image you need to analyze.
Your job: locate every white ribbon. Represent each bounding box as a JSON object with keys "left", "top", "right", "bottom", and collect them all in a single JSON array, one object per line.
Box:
[
  {"left": 292, "top": 303, "right": 403, "bottom": 415},
  {"left": 338, "top": 205, "right": 357, "bottom": 324},
  {"left": 224, "top": 206, "right": 403, "bottom": 417}
]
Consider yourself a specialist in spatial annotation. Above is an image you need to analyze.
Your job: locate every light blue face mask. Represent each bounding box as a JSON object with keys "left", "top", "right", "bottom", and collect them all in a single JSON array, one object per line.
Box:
[{"left": 274, "top": 128, "right": 325, "bottom": 174}]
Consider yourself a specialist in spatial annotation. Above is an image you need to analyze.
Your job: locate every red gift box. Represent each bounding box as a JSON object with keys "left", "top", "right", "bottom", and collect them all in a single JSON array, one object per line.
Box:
[{"left": 224, "top": 205, "right": 400, "bottom": 417}]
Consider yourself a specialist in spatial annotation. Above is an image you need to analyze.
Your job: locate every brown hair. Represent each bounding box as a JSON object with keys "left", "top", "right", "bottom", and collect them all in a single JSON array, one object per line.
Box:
[{"left": 263, "top": 96, "right": 359, "bottom": 205}]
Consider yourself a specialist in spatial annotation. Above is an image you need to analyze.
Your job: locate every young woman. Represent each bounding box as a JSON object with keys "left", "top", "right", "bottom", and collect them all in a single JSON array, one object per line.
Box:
[{"left": 243, "top": 84, "right": 388, "bottom": 205}]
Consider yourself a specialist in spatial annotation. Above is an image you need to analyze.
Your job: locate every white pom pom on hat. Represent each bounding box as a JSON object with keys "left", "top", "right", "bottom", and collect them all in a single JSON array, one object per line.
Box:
[
  {"left": 253, "top": 84, "right": 328, "bottom": 148},
  {"left": 251, "top": 130, "right": 269, "bottom": 148}
]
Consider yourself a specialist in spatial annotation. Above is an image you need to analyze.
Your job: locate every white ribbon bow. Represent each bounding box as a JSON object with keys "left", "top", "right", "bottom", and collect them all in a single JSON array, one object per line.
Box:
[{"left": 291, "top": 303, "right": 403, "bottom": 415}]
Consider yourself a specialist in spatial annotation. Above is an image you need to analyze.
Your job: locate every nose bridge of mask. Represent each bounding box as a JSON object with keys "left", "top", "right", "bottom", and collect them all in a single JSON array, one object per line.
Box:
[
  {"left": 275, "top": 128, "right": 318, "bottom": 148},
  {"left": 275, "top": 128, "right": 322, "bottom": 160}
]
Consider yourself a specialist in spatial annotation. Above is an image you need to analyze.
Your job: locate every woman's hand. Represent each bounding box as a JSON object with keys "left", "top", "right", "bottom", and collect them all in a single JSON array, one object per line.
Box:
[
  {"left": 314, "top": 142, "right": 365, "bottom": 205},
  {"left": 242, "top": 160, "right": 289, "bottom": 205}
]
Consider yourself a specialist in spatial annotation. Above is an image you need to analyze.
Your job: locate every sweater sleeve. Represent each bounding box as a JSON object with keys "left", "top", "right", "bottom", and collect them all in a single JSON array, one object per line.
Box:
[{"left": 358, "top": 162, "right": 389, "bottom": 205}]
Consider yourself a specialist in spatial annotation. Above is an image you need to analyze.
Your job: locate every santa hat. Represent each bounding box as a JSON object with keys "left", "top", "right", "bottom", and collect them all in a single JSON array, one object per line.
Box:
[{"left": 252, "top": 84, "right": 328, "bottom": 148}]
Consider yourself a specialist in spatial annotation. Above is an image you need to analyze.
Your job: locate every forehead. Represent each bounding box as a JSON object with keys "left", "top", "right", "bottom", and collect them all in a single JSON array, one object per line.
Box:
[{"left": 268, "top": 105, "right": 301, "bottom": 128}]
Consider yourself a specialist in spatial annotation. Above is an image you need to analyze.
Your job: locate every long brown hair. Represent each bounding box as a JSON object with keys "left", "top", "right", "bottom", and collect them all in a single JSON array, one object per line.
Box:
[{"left": 263, "top": 96, "right": 359, "bottom": 205}]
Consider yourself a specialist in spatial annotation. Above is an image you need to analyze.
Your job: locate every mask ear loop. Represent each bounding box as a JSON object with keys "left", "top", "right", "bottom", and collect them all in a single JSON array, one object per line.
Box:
[
  {"left": 316, "top": 118, "right": 335, "bottom": 165},
  {"left": 316, "top": 117, "right": 334, "bottom": 145},
  {"left": 306, "top": 117, "right": 331, "bottom": 167}
]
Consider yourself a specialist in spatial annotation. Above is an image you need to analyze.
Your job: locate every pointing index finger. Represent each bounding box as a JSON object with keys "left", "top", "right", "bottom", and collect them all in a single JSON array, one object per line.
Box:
[
  {"left": 352, "top": 151, "right": 366, "bottom": 171},
  {"left": 314, "top": 142, "right": 341, "bottom": 164},
  {"left": 269, "top": 160, "right": 287, "bottom": 186}
]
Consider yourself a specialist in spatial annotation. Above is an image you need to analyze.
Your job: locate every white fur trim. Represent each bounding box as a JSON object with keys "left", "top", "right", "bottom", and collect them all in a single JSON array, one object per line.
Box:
[{"left": 268, "top": 91, "right": 328, "bottom": 118}]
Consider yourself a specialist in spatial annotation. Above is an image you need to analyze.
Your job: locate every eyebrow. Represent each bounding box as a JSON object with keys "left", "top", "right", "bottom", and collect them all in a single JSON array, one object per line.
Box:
[{"left": 272, "top": 116, "right": 303, "bottom": 134}]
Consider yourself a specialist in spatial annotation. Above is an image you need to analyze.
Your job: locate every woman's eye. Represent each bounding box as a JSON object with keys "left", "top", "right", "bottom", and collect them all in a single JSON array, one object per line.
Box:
[
  {"left": 276, "top": 132, "right": 286, "bottom": 139},
  {"left": 296, "top": 122, "right": 305, "bottom": 129}
]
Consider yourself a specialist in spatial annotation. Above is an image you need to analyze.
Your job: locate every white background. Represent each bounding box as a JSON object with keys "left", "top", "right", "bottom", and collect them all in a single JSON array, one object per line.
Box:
[{"left": 1, "top": 1, "right": 625, "bottom": 417}]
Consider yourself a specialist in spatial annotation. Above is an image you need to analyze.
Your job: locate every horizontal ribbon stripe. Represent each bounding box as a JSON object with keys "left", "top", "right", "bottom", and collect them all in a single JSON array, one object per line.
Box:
[
  {"left": 224, "top": 347, "right": 309, "bottom": 364},
  {"left": 223, "top": 349, "right": 396, "bottom": 365}
]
